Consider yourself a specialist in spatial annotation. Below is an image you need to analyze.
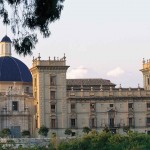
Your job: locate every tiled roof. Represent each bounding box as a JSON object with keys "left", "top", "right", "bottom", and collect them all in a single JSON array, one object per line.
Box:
[
  {"left": 67, "top": 79, "right": 115, "bottom": 86},
  {"left": 1, "top": 35, "right": 12, "bottom": 43},
  {"left": 0, "top": 56, "right": 32, "bottom": 82}
]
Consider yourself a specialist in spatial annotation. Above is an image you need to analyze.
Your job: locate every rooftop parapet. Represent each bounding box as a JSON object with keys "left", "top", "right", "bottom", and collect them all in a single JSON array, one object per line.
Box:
[
  {"left": 68, "top": 86, "right": 150, "bottom": 98},
  {"left": 32, "top": 53, "right": 67, "bottom": 67}
]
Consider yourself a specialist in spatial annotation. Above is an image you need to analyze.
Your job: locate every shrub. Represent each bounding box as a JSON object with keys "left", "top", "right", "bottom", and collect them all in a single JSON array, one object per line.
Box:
[
  {"left": 123, "top": 125, "right": 130, "bottom": 133},
  {"left": 1, "top": 128, "right": 11, "bottom": 137},
  {"left": 38, "top": 125, "right": 49, "bottom": 137},
  {"left": 21, "top": 130, "right": 30, "bottom": 137},
  {"left": 64, "top": 129, "right": 72, "bottom": 136},
  {"left": 82, "top": 127, "right": 91, "bottom": 134}
]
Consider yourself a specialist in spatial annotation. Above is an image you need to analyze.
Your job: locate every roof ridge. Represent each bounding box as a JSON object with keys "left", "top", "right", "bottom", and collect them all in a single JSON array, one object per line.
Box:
[{"left": 11, "top": 57, "right": 23, "bottom": 81}]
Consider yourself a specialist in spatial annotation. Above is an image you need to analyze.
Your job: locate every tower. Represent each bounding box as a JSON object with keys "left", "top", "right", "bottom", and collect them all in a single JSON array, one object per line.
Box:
[
  {"left": 30, "top": 54, "right": 69, "bottom": 136},
  {"left": 141, "top": 58, "right": 150, "bottom": 90},
  {"left": 0, "top": 35, "right": 12, "bottom": 57}
]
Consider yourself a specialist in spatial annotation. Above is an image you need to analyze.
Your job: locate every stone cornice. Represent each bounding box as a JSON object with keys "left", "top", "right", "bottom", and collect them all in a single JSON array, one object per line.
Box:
[
  {"left": 67, "top": 96, "right": 150, "bottom": 101},
  {"left": 30, "top": 65, "right": 69, "bottom": 71}
]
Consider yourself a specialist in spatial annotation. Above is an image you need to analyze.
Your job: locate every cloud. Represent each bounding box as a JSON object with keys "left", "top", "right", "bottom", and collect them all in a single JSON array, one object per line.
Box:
[
  {"left": 67, "top": 66, "right": 88, "bottom": 78},
  {"left": 107, "top": 67, "right": 125, "bottom": 77}
]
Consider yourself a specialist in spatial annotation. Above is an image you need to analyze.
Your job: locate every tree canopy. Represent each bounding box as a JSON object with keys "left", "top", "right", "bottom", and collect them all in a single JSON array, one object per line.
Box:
[
  {"left": 0, "top": 0, "right": 65, "bottom": 56},
  {"left": 38, "top": 125, "right": 49, "bottom": 137}
]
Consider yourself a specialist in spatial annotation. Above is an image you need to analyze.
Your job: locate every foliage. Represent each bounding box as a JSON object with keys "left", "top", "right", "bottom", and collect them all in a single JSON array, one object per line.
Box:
[
  {"left": 38, "top": 125, "right": 49, "bottom": 137},
  {"left": 58, "top": 131, "right": 150, "bottom": 150},
  {"left": 51, "top": 132, "right": 57, "bottom": 138},
  {"left": 0, "top": 128, "right": 11, "bottom": 137},
  {"left": 64, "top": 129, "right": 72, "bottom": 136},
  {"left": 82, "top": 126, "right": 91, "bottom": 134},
  {"left": 103, "top": 126, "right": 110, "bottom": 133},
  {"left": 0, "top": 131, "right": 148, "bottom": 149},
  {"left": 0, "top": 0, "right": 65, "bottom": 56},
  {"left": 21, "top": 130, "right": 30, "bottom": 137},
  {"left": 123, "top": 125, "right": 130, "bottom": 133},
  {"left": 4, "top": 139, "right": 16, "bottom": 149},
  {"left": 51, "top": 133, "right": 60, "bottom": 150}
]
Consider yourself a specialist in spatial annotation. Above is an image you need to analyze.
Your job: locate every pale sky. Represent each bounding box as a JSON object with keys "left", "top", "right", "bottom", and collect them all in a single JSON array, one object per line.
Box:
[{"left": 1, "top": 0, "right": 150, "bottom": 87}]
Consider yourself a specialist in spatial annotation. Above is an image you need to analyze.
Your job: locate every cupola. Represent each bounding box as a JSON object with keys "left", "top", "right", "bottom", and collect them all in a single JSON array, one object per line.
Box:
[{"left": 0, "top": 35, "right": 12, "bottom": 57}]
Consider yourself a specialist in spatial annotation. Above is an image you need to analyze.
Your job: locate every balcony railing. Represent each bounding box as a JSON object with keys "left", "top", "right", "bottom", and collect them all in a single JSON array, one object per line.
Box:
[
  {"left": 51, "top": 109, "right": 55, "bottom": 113},
  {"left": 71, "top": 109, "right": 76, "bottom": 113},
  {"left": 147, "top": 107, "right": 150, "bottom": 111},
  {"left": 70, "top": 125, "right": 77, "bottom": 129},
  {"left": 1, "top": 110, "right": 30, "bottom": 116},
  {"left": 128, "top": 108, "right": 134, "bottom": 111},
  {"left": 101, "top": 124, "right": 123, "bottom": 128}
]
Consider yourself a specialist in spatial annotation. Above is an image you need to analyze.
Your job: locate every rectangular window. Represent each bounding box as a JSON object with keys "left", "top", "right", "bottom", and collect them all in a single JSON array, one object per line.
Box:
[
  {"left": 147, "top": 103, "right": 150, "bottom": 109},
  {"left": 128, "top": 103, "right": 133, "bottom": 109},
  {"left": 51, "top": 119, "right": 56, "bottom": 128},
  {"left": 109, "top": 118, "right": 114, "bottom": 127},
  {"left": 91, "top": 118, "right": 95, "bottom": 128},
  {"left": 71, "top": 119, "right": 76, "bottom": 128},
  {"left": 25, "top": 87, "right": 29, "bottom": 93},
  {"left": 51, "top": 105, "right": 55, "bottom": 112},
  {"left": 12, "top": 101, "right": 18, "bottom": 111},
  {"left": 90, "top": 103, "right": 95, "bottom": 111},
  {"left": 71, "top": 103, "right": 76, "bottom": 112},
  {"left": 147, "top": 118, "right": 150, "bottom": 124},
  {"left": 50, "top": 91, "right": 55, "bottom": 99},
  {"left": 50, "top": 76, "right": 56, "bottom": 86},
  {"left": 110, "top": 104, "right": 113, "bottom": 107},
  {"left": 71, "top": 103, "right": 75, "bottom": 109},
  {"left": 129, "top": 118, "right": 133, "bottom": 127}
]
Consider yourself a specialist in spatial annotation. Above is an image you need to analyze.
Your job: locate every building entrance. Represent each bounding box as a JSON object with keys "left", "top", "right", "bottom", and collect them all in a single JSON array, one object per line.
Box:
[{"left": 10, "top": 126, "right": 21, "bottom": 138}]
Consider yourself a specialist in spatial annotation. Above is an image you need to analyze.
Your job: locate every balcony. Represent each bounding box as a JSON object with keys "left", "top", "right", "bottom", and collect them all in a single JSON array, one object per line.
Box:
[
  {"left": 147, "top": 107, "right": 150, "bottom": 111},
  {"left": 50, "top": 80, "right": 56, "bottom": 90},
  {"left": 101, "top": 124, "right": 121, "bottom": 128},
  {"left": 109, "top": 124, "right": 121, "bottom": 128},
  {"left": 71, "top": 109, "right": 76, "bottom": 113},
  {"left": 1, "top": 110, "right": 30, "bottom": 116},
  {"left": 51, "top": 109, "right": 56, "bottom": 113},
  {"left": 128, "top": 108, "right": 134, "bottom": 112}
]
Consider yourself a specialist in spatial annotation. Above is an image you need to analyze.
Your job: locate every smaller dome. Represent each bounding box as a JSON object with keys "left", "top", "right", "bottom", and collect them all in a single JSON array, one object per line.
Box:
[{"left": 1, "top": 35, "right": 12, "bottom": 43}]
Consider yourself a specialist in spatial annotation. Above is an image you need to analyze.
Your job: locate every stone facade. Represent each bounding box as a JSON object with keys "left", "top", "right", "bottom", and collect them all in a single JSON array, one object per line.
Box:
[
  {"left": 0, "top": 35, "right": 150, "bottom": 138},
  {"left": 29, "top": 54, "right": 150, "bottom": 137},
  {"left": 30, "top": 54, "right": 69, "bottom": 137},
  {"left": 0, "top": 83, "right": 34, "bottom": 138},
  {"left": 67, "top": 87, "right": 150, "bottom": 135}
]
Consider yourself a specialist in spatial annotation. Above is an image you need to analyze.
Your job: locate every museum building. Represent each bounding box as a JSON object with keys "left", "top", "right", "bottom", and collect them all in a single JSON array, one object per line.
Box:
[{"left": 0, "top": 35, "right": 150, "bottom": 137}]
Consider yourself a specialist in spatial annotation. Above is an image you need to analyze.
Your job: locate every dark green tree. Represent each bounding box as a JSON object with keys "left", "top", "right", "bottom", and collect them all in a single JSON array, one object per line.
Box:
[
  {"left": 103, "top": 126, "right": 110, "bottom": 133},
  {"left": 0, "top": 0, "right": 65, "bottom": 56},
  {"left": 82, "top": 126, "right": 91, "bottom": 134},
  {"left": 123, "top": 125, "right": 130, "bottom": 133},
  {"left": 21, "top": 130, "right": 30, "bottom": 137},
  {"left": 64, "top": 129, "right": 72, "bottom": 136},
  {"left": 1, "top": 128, "right": 11, "bottom": 137},
  {"left": 38, "top": 125, "right": 49, "bottom": 137}
]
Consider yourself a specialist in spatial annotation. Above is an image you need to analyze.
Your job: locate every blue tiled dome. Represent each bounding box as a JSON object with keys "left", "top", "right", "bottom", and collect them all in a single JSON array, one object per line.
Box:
[
  {"left": 0, "top": 56, "right": 32, "bottom": 82},
  {"left": 1, "top": 35, "right": 12, "bottom": 43}
]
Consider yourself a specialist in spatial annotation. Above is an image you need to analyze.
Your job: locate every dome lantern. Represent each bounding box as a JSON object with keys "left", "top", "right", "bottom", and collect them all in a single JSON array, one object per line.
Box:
[{"left": 0, "top": 35, "right": 12, "bottom": 57}]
